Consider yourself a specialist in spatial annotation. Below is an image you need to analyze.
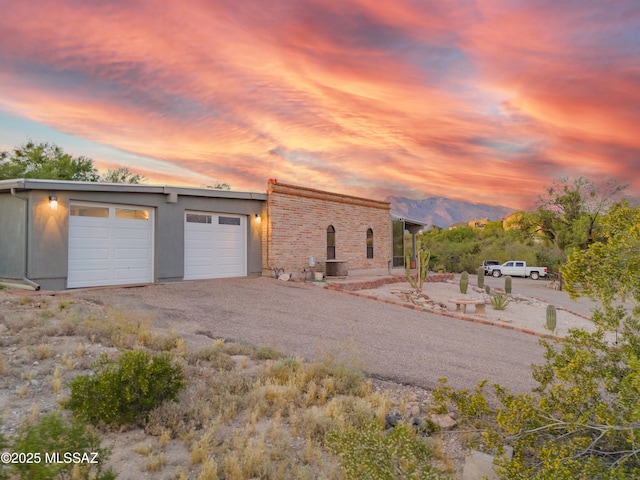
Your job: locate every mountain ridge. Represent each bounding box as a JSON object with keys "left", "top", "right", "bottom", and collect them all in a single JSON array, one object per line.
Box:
[{"left": 387, "top": 195, "right": 515, "bottom": 229}]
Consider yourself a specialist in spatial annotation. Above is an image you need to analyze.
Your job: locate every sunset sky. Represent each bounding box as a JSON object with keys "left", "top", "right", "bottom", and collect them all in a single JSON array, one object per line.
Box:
[{"left": 1, "top": 0, "right": 638, "bottom": 209}]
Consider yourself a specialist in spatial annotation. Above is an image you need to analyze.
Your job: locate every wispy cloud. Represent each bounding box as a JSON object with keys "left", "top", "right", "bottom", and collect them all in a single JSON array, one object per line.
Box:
[{"left": 0, "top": 0, "right": 638, "bottom": 207}]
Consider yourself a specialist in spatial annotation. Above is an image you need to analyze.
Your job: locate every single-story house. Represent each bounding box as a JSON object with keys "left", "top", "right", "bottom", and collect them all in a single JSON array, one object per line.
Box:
[{"left": 0, "top": 178, "right": 425, "bottom": 290}]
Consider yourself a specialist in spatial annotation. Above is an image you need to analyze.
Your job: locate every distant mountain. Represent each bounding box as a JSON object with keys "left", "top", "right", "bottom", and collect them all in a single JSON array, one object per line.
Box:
[{"left": 387, "top": 196, "right": 515, "bottom": 229}]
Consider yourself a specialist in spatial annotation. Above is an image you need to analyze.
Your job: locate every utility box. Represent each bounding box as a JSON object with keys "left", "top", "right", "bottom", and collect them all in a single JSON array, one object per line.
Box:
[{"left": 325, "top": 260, "right": 348, "bottom": 277}]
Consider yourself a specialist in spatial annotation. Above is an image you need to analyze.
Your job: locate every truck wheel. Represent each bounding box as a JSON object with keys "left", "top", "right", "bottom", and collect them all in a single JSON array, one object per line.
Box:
[
  {"left": 530, "top": 272, "right": 539, "bottom": 280},
  {"left": 492, "top": 270, "right": 501, "bottom": 278}
]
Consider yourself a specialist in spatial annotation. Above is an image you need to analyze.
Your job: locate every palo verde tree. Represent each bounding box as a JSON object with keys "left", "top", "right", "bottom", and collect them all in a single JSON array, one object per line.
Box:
[
  {"left": 519, "top": 176, "right": 627, "bottom": 258},
  {"left": 438, "top": 200, "right": 640, "bottom": 479}
]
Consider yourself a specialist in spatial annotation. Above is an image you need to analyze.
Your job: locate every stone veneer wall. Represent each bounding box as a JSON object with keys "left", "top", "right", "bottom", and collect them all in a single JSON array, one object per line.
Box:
[{"left": 263, "top": 180, "right": 392, "bottom": 275}]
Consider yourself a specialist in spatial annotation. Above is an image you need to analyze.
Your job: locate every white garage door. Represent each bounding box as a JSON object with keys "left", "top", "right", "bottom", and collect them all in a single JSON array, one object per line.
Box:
[
  {"left": 68, "top": 203, "right": 154, "bottom": 288},
  {"left": 184, "top": 212, "right": 246, "bottom": 280}
]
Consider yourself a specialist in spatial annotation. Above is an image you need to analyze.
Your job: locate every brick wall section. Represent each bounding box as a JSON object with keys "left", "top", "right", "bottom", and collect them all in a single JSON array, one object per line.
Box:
[{"left": 263, "top": 181, "right": 392, "bottom": 275}]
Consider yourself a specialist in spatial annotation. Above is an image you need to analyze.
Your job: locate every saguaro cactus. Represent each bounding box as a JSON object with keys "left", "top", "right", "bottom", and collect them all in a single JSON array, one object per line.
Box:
[
  {"left": 477, "top": 266, "right": 485, "bottom": 288},
  {"left": 505, "top": 276, "right": 512, "bottom": 294},
  {"left": 546, "top": 304, "right": 557, "bottom": 331},
  {"left": 460, "top": 271, "right": 469, "bottom": 294},
  {"left": 405, "top": 250, "right": 431, "bottom": 294}
]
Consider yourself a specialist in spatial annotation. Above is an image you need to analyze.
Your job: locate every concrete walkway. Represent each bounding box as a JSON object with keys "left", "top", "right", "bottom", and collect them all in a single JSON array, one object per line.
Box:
[{"left": 329, "top": 276, "right": 602, "bottom": 339}]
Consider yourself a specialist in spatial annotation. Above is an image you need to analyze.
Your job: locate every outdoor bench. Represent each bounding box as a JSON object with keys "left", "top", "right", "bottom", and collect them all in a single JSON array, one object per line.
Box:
[{"left": 448, "top": 298, "right": 486, "bottom": 314}]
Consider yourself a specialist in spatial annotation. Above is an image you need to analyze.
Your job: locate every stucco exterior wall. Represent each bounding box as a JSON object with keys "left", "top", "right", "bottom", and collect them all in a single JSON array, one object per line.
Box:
[
  {"left": 263, "top": 181, "right": 392, "bottom": 276},
  {"left": 0, "top": 183, "right": 264, "bottom": 290},
  {"left": 0, "top": 192, "right": 26, "bottom": 280}
]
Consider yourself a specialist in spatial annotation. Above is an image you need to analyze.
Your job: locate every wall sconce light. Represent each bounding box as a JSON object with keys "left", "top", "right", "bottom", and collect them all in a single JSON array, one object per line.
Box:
[
  {"left": 49, "top": 195, "right": 58, "bottom": 210},
  {"left": 255, "top": 213, "right": 261, "bottom": 223}
]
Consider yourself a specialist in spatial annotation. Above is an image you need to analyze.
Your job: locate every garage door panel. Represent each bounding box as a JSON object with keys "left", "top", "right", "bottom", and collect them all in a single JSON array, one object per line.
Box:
[
  {"left": 114, "top": 226, "right": 151, "bottom": 239},
  {"left": 69, "top": 235, "right": 112, "bottom": 246},
  {"left": 113, "top": 238, "right": 152, "bottom": 251},
  {"left": 68, "top": 203, "right": 154, "bottom": 288},
  {"left": 184, "top": 213, "right": 246, "bottom": 280},
  {"left": 114, "top": 267, "right": 151, "bottom": 282},
  {"left": 69, "top": 226, "right": 111, "bottom": 241},
  {"left": 67, "top": 267, "right": 111, "bottom": 283},
  {"left": 68, "top": 249, "right": 111, "bottom": 262},
  {"left": 185, "top": 246, "right": 214, "bottom": 257},
  {"left": 114, "top": 248, "right": 151, "bottom": 260}
]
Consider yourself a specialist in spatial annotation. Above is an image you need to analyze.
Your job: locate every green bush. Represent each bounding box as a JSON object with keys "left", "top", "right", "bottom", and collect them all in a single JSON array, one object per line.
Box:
[
  {"left": 65, "top": 349, "right": 185, "bottom": 427},
  {"left": 326, "top": 420, "right": 447, "bottom": 479},
  {"left": 6, "top": 412, "right": 115, "bottom": 480}
]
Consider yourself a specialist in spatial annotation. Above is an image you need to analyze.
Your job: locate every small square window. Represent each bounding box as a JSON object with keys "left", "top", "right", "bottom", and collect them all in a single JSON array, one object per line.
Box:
[
  {"left": 70, "top": 206, "right": 109, "bottom": 218},
  {"left": 219, "top": 216, "right": 241, "bottom": 225},
  {"left": 186, "top": 214, "right": 212, "bottom": 223},
  {"left": 116, "top": 208, "right": 149, "bottom": 220}
]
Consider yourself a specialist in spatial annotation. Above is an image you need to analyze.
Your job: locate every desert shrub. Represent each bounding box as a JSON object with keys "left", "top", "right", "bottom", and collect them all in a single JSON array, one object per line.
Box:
[
  {"left": 431, "top": 378, "right": 491, "bottom": 426},
  {"left": 265, "top": 357, "right": 302, "bottom": 383},
  {"left": 254, "top": 346, "right": 282, "bottom": 360},
  {"left": 79, "top": 308, "right": 178, "bottom": 350},
  {"left": 326, "top": 420, "right": 447, "bottom": 479},
  {"left": 299, "top": 358, "right": 365, "bottom": 396},
  {"left": 186, "top": 347, "right": 235, "bottom": 370},
  {"left": 211, "top": 338, "right": 255, "bottom": 356},
  {"left": 5, "top": 412, "right": 116, "bottom": 479},
  {"left": 265, "top": 357, "right": 366, "bottom": 397},
  {"left": 65, "top": 350, "right": 185, "bottom": 427},
  {"left": 146, "top": 370, "right": 253, "bottom": 436}
]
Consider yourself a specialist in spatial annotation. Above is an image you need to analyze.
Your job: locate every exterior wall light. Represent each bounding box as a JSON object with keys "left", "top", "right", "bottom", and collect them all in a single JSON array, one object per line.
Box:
[
  {"left": 255, "top": 213, "right": 261, "bottom": 222},
  {"left": 49, "top": 195, "right": 58, "bottom": 210}
]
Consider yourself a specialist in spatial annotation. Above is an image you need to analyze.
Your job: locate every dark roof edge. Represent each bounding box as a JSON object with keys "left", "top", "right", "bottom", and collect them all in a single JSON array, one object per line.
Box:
[
  {"left": 0, "top": 179, "right": 267, "bottom": 201},
  {"left": 391, "top": 213, "right": 428, "bottom": 227}
]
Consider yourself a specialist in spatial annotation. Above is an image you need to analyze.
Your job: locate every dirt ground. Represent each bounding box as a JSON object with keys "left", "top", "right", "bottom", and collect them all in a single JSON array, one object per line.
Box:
[
  {"left": 0, "top": 287, "right": 467, "bottom": 479},
  {"left": 0, "top": 276, "right": 604, "bottom": 478}
]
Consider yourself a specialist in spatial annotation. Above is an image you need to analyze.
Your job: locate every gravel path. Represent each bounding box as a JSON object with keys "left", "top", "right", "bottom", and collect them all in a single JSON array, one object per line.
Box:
[
  {"left": 353, "top": 278, "right": 601, "bottom": 339},
  {"left": 71, "top": 277, "right": 546, "bottom": 393}
]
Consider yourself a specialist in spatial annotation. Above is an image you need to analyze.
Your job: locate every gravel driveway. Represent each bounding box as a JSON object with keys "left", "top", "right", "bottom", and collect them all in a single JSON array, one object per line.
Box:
[{"left": 71, "top": 277, "right": 546, "bottom": 393}]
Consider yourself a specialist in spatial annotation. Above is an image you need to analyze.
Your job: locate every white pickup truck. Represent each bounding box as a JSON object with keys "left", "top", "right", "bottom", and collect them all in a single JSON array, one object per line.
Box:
[{"left": 486, "top": 261, "right": 548, "bottom": 280}]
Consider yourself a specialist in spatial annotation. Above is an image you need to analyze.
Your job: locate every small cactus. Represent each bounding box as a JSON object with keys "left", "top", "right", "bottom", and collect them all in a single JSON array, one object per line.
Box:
[
  {"left": 405, "top": 250, "right": 431, "bottom": 294},
  {"left": 477, "top": 267, "right": 485, "bottom": 288},
  {"left": 504, "top": 275, "right": 512, "bottom": 294},
  {"left": 490, "top": 294, "right": 510, "bottom": 311},
  {"left": 485, "top": 285, "right": 491, "bottom": 294},
  {"left": 460, "top": 271, "right": 469, "bottom": 294},
  {"left": 546, "top": 305, "right": 557, "bottom": 331}
]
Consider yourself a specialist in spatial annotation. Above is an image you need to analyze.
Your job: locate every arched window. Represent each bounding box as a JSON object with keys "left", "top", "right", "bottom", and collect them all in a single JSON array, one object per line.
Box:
[
  {"left": 327, "top": 225, "right": 336, "bottom": 260},
  {"left": 366, "top": 228, "right": 374, "bottom": 258}
]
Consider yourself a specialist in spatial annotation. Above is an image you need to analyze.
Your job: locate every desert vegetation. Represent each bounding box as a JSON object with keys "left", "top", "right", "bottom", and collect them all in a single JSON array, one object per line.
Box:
[
  {"left": 416, "top": 176, "right": 628, "bottom": 275},
  {"left": 432, "top": 199, "right": 640, "bottom": 478},
  {"left": 416, "top": 222, "right": 564, "bottom": 275},
  {"left": 0, "top": 292, "right": 454, "bottom": 479}
]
